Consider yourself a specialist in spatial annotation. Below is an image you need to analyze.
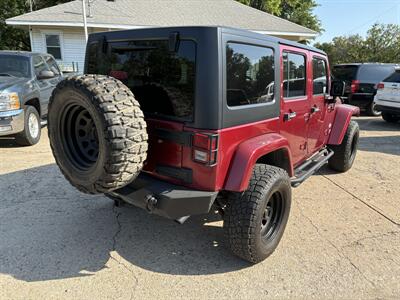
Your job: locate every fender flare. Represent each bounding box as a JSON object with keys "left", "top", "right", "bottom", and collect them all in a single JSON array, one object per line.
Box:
[
  {"left": 328, "top": 104, "right": 360, "bottom": 145},
  {"left": 224, "top": 133, "right": 293, "bottom": 192}
]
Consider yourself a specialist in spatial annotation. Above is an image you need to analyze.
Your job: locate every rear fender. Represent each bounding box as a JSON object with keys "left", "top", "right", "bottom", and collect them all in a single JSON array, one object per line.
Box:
[
  {"left": 224, "top": 133, "right": 293, "bottom": 192},
  {"left": 328, "top": 104, "right": 360, "bottom": 145}
]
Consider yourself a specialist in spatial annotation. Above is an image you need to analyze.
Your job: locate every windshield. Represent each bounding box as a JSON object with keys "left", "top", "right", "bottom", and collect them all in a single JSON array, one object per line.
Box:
[
  {"left": 0, "top": 55, "right": 30, "bottom": 78},
  {"left": 87, "top": 40, "right": 196, "bottom": 121},
  {"left": 332, "top": 65, "right": 358, "bottom": 82}
]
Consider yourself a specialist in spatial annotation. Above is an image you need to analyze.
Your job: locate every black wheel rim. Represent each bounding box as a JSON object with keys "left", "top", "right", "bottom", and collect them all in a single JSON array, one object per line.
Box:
[
  {"left": 260, "top": 191, "right": 284, "bottom": 242},
  {"left": 60, "top": 103, "right": 99, "bottom": 171}
]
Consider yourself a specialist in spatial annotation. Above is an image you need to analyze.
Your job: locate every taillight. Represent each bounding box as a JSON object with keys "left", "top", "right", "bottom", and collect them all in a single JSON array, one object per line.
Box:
[
  {"left": 192, "top": 132, "right": 218, "bottom": 166},
  {"left": 377, "top": 82, "right": 385, "bottom": 90},
  {"left": 351, "top": 80, "right": 360, "bottom": 93}
]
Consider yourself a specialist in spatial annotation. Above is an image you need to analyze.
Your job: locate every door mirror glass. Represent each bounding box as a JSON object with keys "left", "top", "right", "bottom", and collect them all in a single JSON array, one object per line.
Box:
[
  {"left": 38, "top": 70, "right": 55, "bottom": 80},
  {"left": 330, "top": 80, "right": 345, "bottom": 99}
]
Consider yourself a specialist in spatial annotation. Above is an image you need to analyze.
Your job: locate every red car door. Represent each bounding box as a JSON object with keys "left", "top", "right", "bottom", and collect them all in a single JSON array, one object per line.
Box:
[
  {"left": 279, "top": 46, "right": 311, "bottom": 166},
  {"left": 307, "top": 55, "right": 330, "bottom": 153}
]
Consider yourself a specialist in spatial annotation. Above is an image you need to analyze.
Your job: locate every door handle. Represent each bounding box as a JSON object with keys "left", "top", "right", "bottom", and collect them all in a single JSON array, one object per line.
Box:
[
  {"left": 311, "top": 106, "right": 320, "bottom": 114},
  {"left": 284, "top": 111, "right": 297, "bottom": 121}
]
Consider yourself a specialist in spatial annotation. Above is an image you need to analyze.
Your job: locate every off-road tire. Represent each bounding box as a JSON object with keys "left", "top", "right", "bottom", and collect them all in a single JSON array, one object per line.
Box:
[
  {"left": 48, "top": 75, "right": 148, "bottom": 194},
  {"left": 328, "top": 120, "right": 359, "bottom": 172},
  {"left": 382, "top": 113, "right": 400, "bottom": 123},
  {"left": 367, "top": 101, "right": 381, "bottom": 116},
  {"left": 223, "top": 164, "right": 292, "bottom": 263},
  {"left": 15, "top": 106, "right": 41, "bottom": 146}
]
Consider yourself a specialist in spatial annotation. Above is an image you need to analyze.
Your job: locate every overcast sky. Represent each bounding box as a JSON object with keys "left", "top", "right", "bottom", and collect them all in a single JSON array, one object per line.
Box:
[{"left": 314, "top": 0, "right": 400, "bottom": 43}]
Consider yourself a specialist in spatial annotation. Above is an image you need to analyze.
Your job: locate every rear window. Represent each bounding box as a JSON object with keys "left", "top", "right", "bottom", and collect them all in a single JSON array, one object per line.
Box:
[
  {"left": 357, "top": 65, "right": 396, "bottom": 83},
  {"left": 87, "top": 40, "right": 196, "bottom": 121},
  {"left": 333, "top": 65, "right": 358, "bottom": 82},
  {"left": 383, "top": 70, "right": 400, "bottom": 83}
]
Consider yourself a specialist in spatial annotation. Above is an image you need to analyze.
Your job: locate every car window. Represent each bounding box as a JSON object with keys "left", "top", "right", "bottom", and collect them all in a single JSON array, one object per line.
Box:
[
  {"left": 283, "top": 52, "right": 306, "bottom": 98},
  {"left": 33, "top": 55, "right": 50, "bottom": 77},
  {"left": 357, "top": 65, "right": 396, "bottom": 83},
  {"left": 44, "top": 55, "right": 61, "bottom": 75},
  {"left": 332, "top": 65, "right": 358, "bottom": 82},
  {"left": 313, "top": 58, "right": 328, "bottom": 95},
  {"left": 0, "top": 55, "right": 30, "bottom": 78},
  {"left": 383, "top": 70, "right": 400, "bottom": 83},
  {"left": 226, "top": 42, "right": 275, "bottom": 107}
]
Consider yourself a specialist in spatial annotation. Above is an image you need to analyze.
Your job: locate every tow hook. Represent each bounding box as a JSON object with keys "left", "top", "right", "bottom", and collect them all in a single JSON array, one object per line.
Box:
[{"left": 145, "top": 195, "right": 158, "bottom": 212}]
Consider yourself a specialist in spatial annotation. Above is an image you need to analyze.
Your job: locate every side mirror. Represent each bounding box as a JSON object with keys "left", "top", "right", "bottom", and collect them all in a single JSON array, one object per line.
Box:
[
  {"left": 38, "top": 70, "right": 55, "bottom": 80},
  {"left": 330, "top": 80, "right": 345, "bottom": 98}
]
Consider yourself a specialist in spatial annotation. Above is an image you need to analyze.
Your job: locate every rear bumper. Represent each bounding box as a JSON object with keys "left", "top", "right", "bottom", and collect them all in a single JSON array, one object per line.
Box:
[
  {"left": 109, "top": 173, "right": 218, "bottom": 220},
  {"left": 0, "top": 109, "right": 24, "bottom": 136},
  {"left": 344, "top": 93, "right": 374, "bottom": 108},
  {"left": 376, "top": 104, "right": 400, "bottom": 115}
]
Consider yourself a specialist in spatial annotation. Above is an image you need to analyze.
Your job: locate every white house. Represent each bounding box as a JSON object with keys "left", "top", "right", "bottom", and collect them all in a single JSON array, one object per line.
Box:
[{"left": 6, "top": 0, "right": 317, "bottom": 73}]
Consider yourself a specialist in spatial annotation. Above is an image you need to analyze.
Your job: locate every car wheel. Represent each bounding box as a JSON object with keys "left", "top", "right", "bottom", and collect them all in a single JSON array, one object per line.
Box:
[
  {"left": 48, "top": 75, "right": 148, "bottom": 194},
  {"left": 15, "top": 106, "right": 41, "bottom": 146},
  {"left": 223, "top": 164, "right": 291, "bottom": 263},
  {"left": 367, "top": 101, "right": 381, "bottom": 116},
  {"left": 328, "top": 120, "right": 359, "bottom": 172},
  {"left": 382, "top": 113, "right": 400, "bottom": 123}
]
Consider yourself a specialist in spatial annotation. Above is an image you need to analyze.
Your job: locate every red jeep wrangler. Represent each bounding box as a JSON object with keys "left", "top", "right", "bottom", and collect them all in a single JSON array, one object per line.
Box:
[{"left": 48, "top": 27, "right": 359, "bottom": 263}]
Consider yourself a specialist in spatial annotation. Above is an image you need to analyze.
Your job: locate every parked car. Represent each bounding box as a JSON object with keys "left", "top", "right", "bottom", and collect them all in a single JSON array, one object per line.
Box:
[
  {"left": 0, "top": 51, "right": 63, "bottom": 145},
  {"left": 375, "top": 67, "right": 400, "bottom": 123},
  {"left": 47, "top": 27, "right": 359, "bottom": 263},
  {"left": 332, "top": 63, "right": 399, "bottom": 116}
]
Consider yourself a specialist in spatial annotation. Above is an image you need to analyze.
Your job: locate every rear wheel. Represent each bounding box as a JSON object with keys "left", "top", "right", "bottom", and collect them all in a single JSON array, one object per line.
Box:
[
  {"left": 382, "top": 113, "right": 400, "bottom": 123},
  {"left": 15, "top": 106, "right": 41, "bottom": 146},
  {"left": 328, "top": 120, "right": 359, "bottom": 172},
  {"left": 48, "top": 75, "right": 148, "bottom": 194},
  {"left": 223, "top": 164, "right": 291, "bottom": 263},
  {"left": 367, "top": 101, "right": 381, "bottom": 116}
]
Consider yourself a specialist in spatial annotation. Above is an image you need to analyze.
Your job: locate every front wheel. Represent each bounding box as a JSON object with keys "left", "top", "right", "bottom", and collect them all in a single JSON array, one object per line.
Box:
[
  {"left": 15, "top": 106, "right": 41, "bottom": 146},
  {"left": 223, "top": 164, "right": 291, "bottom": 263},
  {"left": 328, "top": 120, "right": 359, "bottom": 172}
]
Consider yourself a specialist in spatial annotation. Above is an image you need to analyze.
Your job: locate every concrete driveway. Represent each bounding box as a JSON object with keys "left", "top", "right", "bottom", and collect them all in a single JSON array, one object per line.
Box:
[{"left": 0, "top": 116, "right": 399, "bottom": 299}]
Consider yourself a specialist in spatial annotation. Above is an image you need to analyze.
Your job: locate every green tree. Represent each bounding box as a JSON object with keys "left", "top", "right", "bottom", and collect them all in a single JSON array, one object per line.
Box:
[
  {"left": 0, "top": 0, "right": 71, "bottom": 51},
  {"left": 237, "top": 0, "right": 322, "bottom": 34},
  {"left": 314, "top": 24, "right": 400, "bottom": 65}
]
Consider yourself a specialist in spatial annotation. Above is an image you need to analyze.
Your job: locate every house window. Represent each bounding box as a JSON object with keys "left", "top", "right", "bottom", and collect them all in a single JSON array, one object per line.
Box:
[{"left": 45, "top": 34, "right": 62, "bottom": 60}]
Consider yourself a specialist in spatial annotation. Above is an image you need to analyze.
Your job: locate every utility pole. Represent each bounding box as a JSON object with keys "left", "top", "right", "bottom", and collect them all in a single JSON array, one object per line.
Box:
[{"left": 82, "top": 0, "right": 88, "bottom": 42}]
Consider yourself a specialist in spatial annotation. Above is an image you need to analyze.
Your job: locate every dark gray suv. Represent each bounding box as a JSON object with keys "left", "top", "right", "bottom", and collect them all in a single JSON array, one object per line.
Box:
[{"left": 0, "top": 51, "right": 63, "bottom": 145}]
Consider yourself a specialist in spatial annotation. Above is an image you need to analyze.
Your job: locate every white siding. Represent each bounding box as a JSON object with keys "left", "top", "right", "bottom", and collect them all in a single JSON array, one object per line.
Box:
[{"left": 31, "top": 26, "right": 110, "bottom": 73}]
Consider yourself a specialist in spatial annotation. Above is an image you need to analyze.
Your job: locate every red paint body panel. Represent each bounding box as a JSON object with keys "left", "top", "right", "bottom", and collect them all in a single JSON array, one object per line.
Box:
[
  {"left": 224, "top": 133, "right": 292, "bottom": 191},
  {"left": 327, "top": 104, "right": 360, "bottom": 145}
]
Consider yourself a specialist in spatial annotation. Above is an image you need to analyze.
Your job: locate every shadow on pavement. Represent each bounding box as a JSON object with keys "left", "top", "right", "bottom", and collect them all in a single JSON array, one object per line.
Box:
[
  {"left": 0, "top": 164, "right": 249, "bottom": 282},
  {"left": 358, "top": 135, "right": 400, "bottom": 156},
  {"left": 355, "top": 117, "right": 400, "bottom": 132},
  {"left": 0, "top": 137, "right": 21, "bottom": 148}
]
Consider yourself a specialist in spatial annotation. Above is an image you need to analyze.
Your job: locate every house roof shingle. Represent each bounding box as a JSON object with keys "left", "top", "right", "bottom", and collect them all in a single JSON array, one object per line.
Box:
[{"left": 6, "top": 0, "right": 316, "bottom": 38}]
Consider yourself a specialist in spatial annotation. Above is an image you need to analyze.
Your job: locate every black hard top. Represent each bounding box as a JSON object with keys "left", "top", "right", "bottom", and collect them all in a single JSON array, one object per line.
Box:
[
  {"left": 90, "top": 25, "right": 326, "bottom": 55},
  {"left": 0, "top": 50, "right": 46, "bottom": 57}
]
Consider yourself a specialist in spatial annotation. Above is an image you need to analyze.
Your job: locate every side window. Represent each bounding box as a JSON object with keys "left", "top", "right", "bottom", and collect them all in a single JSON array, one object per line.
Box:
[
  {"left": 226, "top": 42, "right": 275, "bottom": 107},
  {"left": 283, "top": 52, "right": 306, "bottom": 98},
  {"left": 44, "top": 55, "right": 61, "bottom": 76},
  {"left": 33, "top": 56, "right": 50, "bottom": 77},
  {"left": 312, "top": 57, "right": 328, "bottom": 95},
  {"left": 45, "top": 34, "right": 62, "bottom": 60}
]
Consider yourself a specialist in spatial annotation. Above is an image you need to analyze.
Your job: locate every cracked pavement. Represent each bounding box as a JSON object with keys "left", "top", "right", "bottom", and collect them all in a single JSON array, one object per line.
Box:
[{"left": 0, "top": 116, "right": 399, "bottom": 299}]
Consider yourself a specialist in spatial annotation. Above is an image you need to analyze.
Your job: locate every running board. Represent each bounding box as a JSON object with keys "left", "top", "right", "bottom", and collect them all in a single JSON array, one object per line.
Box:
[{"left": 291, "top": 148, "right": 334, "bottom": 187}]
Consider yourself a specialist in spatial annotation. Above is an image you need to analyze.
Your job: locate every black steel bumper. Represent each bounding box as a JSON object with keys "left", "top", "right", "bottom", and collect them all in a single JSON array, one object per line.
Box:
[
  {"left": 108, "top": 173, "right": 218, "bottom": 221},
  {"left": 376, "top": 104, "right": 400, "bottom": 115}
]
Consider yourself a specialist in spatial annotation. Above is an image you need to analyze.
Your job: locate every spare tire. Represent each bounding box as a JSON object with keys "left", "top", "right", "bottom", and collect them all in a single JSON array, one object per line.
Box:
[{"left": 48, "top": 75, "right": 148, "bottom": 194}]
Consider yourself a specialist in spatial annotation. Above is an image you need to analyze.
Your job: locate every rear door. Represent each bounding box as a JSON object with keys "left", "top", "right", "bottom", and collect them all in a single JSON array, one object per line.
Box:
[
  {"left": 308, "top": 55, "right": 329, "bottom": 153},
  {"left": 279, "top": 46, "right": 311, "bottom": 166}
]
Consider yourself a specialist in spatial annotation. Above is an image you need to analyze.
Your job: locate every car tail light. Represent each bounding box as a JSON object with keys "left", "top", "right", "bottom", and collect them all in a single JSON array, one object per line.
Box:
[
  {"left": 377, "top": 82, "right": 385, "bottom": 90},
  {"left": 191, "top": 132, "right": 218, "bottom": 166},
  {"left": 351, "top": 80, "right": 360, "bottom": 93}
]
